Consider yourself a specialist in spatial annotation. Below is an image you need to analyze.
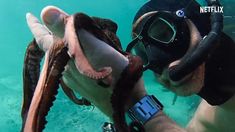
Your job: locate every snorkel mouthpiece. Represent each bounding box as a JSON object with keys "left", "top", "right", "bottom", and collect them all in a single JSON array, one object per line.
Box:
[{"left": 146, "top": 45, "right": 174, "bottom": 74}]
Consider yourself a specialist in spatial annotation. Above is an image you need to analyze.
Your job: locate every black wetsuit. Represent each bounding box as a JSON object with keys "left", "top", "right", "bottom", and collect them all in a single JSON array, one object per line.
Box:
[
  {"left": 134, "top": 0, "right": 235, "bottom": 105},
  {"left": 200, "top": 33, "right": 235, "bottom": 105}
]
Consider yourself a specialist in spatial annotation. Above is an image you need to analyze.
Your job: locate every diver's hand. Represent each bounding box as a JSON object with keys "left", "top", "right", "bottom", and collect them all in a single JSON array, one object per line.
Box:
[
  {"left": 156, "top": 61, "right": 205, "bottom": 96},
  {"left": 26, "top": 13, "right": 54, "bottom": 52},
  {"left": 155, "top": 19, "right": 205, "bottom": 96}
]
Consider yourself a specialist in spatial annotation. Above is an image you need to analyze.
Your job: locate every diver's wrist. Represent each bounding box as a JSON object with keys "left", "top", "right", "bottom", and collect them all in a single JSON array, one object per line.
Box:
[
  {"left": 124, "top": 79, "right": 147, "bottom": 111},
  {"left": 125, "top": 95, "right": 163, "bottom": 125},
  {"left": 124, "top": 93, "right": 146, "bottom": 111}
]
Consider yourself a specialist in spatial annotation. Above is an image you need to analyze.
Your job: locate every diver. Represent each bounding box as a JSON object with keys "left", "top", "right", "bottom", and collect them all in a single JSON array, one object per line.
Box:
[{"left": 126, "top": 0, "right": 235, "bottom": 131}]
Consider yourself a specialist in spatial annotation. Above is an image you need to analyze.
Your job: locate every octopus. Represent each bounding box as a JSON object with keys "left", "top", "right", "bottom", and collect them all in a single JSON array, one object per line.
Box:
[{"left": 21, "top": 6, "right": 144, "bottom": 132}]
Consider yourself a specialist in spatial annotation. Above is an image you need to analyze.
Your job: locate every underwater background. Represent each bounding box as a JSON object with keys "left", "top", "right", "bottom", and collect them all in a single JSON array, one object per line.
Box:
[{"left": 0, "top": 0, "right": 234, "bottom": 131}]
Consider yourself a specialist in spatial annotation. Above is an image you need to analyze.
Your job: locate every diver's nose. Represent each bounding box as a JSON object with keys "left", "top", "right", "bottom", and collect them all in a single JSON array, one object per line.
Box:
[{"left": 40, "top": 6, "right": 68, "bottom": 26}]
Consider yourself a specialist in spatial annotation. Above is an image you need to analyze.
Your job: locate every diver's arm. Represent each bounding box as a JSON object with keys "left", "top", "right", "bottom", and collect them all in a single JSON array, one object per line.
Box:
[
  {"left": 126, "top": 81, "right": 186, "bottom": 132},
  {"left": 144, "top": 111, "right": 186, "bottom": 132}
]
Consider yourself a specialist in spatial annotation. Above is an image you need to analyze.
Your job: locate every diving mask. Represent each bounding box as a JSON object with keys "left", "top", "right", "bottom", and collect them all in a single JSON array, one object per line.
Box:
[{"left": 126, "top": 11, "right": 189, "bottom": 74}]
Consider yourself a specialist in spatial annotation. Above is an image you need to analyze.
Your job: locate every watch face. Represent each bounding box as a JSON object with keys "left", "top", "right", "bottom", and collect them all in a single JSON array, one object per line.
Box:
[{"left": 127, "top": 95, "right": 162, "bottom": 124}]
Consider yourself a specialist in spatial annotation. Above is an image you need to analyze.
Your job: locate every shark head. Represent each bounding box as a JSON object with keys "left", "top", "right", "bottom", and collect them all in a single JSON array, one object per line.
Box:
[
  {"left": 23, "top": 6, "right": 145, "bottom": 132},
  {"left": 41, "top": 6, "right": 127, "bottom": 82},
  {"left": 41, "top": 6, "right": 69, "bottom": 38}
]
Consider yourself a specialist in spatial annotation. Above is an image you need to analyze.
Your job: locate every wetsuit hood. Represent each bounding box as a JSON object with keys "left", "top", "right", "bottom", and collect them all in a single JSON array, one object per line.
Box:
[{"left": 129, "top": 0, "right": 223, "bottom": 80}]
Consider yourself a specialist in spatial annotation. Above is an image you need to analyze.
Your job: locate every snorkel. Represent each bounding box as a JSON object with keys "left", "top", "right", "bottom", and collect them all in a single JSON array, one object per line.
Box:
[{"left": 168, "top": 0, "right": 223, "bottom": 81}]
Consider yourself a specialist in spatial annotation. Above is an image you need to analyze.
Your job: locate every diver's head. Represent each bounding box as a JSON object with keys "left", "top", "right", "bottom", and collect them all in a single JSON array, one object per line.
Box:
[
  {"left": 127, "top": 11, "right": 190, "bottom": 74},
  {"left": 41, "top": 6, "right": 69, "bottom": 38}
]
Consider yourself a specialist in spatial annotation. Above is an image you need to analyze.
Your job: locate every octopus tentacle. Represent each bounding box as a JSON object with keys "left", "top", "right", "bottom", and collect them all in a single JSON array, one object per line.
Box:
[
  {"left": 65, "top": 15, "right": 112, "bottom": 80},
  {"left": 91, "top": 17, "right": 123, "bottom": 50},
  {"left": 23, "top": 38, "right": 70, "bottom": 132},
  {"left": 21, "top": 39, "right": 44, "bottom": 130},
  {"left": 60, "top": 80, "right": 91, "bottom": 106},
  {"left": 75, "top": 13, "right": 124, "bottom": 54},
  {"left": 111, "top": 55, "right": 144, "bottom": 132}
]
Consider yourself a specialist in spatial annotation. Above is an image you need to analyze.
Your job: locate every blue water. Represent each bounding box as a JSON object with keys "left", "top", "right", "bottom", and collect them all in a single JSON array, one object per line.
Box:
[{"left": 0, "top": 0, "right": 234, "bottom": 131}]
